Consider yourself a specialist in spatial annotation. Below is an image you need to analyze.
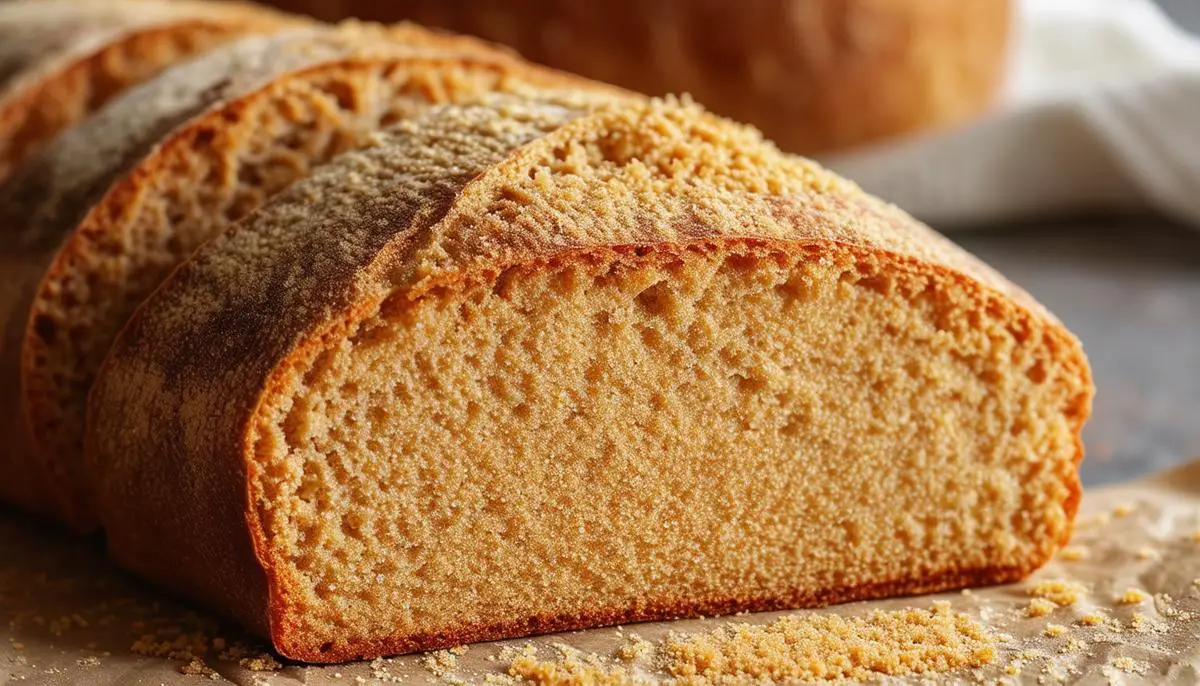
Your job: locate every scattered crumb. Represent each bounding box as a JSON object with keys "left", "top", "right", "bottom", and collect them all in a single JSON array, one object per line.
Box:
[
  {"left": 422, "top": 649, "right": 460, "bottom": 677},
  {"left": 1060, "top": 637, "right": 1087, "bottom": 654},
  {"left": 178, "top": 658, "right": 217, "bottom": 679},
  {"left": 1077, "top": 513, "right": 1111, "bottom": 528},
  {"left": 370, "top": 656, "right": 404, "bottom": 683},
  {"left": 1110, "top": 656, "right": 1147, "bottom": 674},
  {"left": 1028, "top": 580, "right": 1088, "bottom": 606},
  {"left": 1078, "top": 613, "right": 1106, "bottom": 626},
  {"left": 614, "top": 634, "right": 653, "bottom": 662},
  {"left": 1135, "top": 547, "right": 1157, "bottom": 560},
  {"left": 500, "top": 644, "right": 539, "bottom": 663},
  {"left": 508, "top": 649, "right": 636, "bottom": 685},
  {"left": 239, "top": 654, "right": 281, "bottom": 671},
  {"left": 450, "top": 645, "right": 469, "bottom": 656},
  {"left": 1058, "top": 547, "right": 1087, "bottom": 562},
  {"left": 661, "top": 603, "right": 995, "bottom": 682},
  {"left": 1116, "top": 588, "right": 1149, "bottom": 605},
  {"left": 75, "top": 656, "right": 100, "bottom": 667},
  {"left": 1043, "top": 624, "right": 1068, "bottom": 638},
  {"left": 1113, "top": 503, "right": 1136, "bottom": 517},
  {"left": 1025, "top": 598, "right": 1058, "bottom": 618},
  {"left": 130, "top": 631, "right": 211, "bottom": 663}
]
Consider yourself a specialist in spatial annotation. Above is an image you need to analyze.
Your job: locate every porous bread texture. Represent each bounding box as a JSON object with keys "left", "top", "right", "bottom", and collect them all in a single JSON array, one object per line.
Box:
[
  {"left": 0, "top": 0, "right": 301, "bottom": 184},
  {"left": 0, "top": 26, "right": 622, "bottom": 530},
  {"left": 89, "top": 96, "right": 1093, "bottom": 663}
]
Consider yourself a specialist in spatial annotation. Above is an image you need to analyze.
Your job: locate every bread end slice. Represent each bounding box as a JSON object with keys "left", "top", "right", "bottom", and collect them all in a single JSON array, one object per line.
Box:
[
  {"left": 90, "top": 96, "right": 1093, "bottom": 662},
  {"left": 0, "top": 0, "right": 303, "bottom": 184},
  {"left": 0, "top": 27, "right": 624, "bottom": 530}
]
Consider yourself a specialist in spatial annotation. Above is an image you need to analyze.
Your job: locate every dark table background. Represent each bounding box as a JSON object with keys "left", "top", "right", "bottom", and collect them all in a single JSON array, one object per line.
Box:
[{"left": 940, "top": 0, "right": 1200, "bottom": 487}]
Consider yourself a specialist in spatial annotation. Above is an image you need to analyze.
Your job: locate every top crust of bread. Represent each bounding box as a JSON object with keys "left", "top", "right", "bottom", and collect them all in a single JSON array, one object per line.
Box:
[
  {"left": 0, "top": 0, "right": 302, "bottom": 184},
  {"left": 89, "top": 96, "right": 1092, "bottom": 660}
]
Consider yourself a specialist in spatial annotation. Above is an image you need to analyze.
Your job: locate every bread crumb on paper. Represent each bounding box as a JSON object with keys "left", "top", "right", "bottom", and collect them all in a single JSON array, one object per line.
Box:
[
  {"left": 1043, "top": 624, "right": 1068, "bottom": 638},
  {"left": 178, "top": 658, "right": 217, "bottom": 679},
  {"left": 422, "top": 649, "right": 460, "bottom": 677},
  {"left": 614, "top": 634, "right": 653, "bottom": 662},
  {"left": 1058, "top": 547, "right": 1087, "bottom": 561},
  {"left": 1110, "top": 656, "right": 1147, "bottom": 674},
  {"left": 1028, "top": 580, "right": 1087, "bottom": 606},
  {"left": 660, "top": 604, "right": 995, "bottom": 682},
  {"left": 1025, "top": 598, "right": 1058, "bottom": 618},
  {"left": 238, "top": 654, "right": 281, "bottom": 671},
  {"left": 1113, "top": 503, "right": 1136, "bottom": 517},
  {"left": 508, "top": 646, "right": 634, "bottom": 685},
  {"left": 1116, "top": 588, "right": 1149, "bottom": 605}
]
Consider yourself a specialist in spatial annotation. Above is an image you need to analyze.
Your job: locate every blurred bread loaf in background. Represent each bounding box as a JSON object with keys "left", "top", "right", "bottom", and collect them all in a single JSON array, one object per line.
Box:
[{"left": 256, "top": 0, "right": 1013, "bottom": 154}]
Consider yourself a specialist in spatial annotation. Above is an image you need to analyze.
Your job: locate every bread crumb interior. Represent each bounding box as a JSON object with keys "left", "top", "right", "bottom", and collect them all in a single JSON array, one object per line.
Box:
[{"left": 252, "top": 244, "right": 1081, "bottom": 654}]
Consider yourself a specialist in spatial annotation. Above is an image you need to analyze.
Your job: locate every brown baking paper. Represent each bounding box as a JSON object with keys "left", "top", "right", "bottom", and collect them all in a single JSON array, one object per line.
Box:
[{"left": 4, "top": 461, "right": 1200, "bottom": 686}]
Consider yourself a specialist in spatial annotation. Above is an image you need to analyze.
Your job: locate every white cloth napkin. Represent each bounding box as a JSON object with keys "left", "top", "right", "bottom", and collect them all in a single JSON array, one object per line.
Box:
[{"left": 820, "top": 0, "right": 1200, "bottom": 228}]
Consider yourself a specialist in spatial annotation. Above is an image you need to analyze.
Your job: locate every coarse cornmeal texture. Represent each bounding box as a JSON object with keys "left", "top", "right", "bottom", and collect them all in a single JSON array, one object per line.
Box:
[
  {"left": 0, "top": 26, "right": 621, "bottom": 530},
  {"left": 0, "top": 0, "right": 301, "bottom": 184},
  {"left": 508, "top": 652, "right": 641, "bottom": 685},
  {"left": 662, "top": 604, "right": 995, "bottom": 683},
  {"left": 88, "top": 96, "right": 1093, "bottom": 663}
]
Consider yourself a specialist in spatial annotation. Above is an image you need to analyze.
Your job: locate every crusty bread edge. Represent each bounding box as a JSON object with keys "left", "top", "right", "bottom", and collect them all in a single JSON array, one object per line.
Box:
[{"left": 243, "top": 237, "right": 1090, "bottom": 662}]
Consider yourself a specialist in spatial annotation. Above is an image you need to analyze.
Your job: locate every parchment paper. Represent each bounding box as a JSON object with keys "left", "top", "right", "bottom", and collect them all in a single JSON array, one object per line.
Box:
[{"left": 4, "top": 461, "right": 1200, "bottom": 685}]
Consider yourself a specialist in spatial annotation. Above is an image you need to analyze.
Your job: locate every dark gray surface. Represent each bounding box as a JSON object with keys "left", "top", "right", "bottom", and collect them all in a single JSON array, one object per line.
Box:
[
  {"left": 1155, "top": 0, "right": 1200, "bottom": 31},
  {"left": 952, "top": 219, "right": 1200, "bottom": 486}
]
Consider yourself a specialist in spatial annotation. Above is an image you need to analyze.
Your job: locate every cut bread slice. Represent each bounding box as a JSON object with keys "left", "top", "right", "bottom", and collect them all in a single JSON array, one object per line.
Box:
[
  {"left": 0, "top": 0, "right": 302, "bottom": 184},
  {"left": 0, "top": 26, "right": 623, "bottom": 529},
  {"left": 88, "top": 96, "right": 1093, "bottom": 663}
]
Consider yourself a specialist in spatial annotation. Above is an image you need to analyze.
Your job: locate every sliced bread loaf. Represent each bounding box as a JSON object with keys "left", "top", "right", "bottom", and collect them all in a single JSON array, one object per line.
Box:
[
  {"left": 0, "top": 0, "right": 301, "bottom": 184},
  {"left": 89, "top": 96, "right": 1093, "bottom": 662},
  {"left": 0, "top": 26, "right": 621, "bottom": 529}
]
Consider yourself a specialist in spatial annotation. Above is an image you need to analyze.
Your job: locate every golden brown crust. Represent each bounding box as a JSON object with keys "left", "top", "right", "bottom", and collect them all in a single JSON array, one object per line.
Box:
[
  {"left": 90, "top": 97, "right": 1091, "bottom": 662},
  {"left": 0, "top": 26, "right": 621, "bottom": 529},
  {"left": 0, "top": 0, "right": 303, "bottom": 184},
  {"left": 263, "top": 0, "right": 1012, "bottom": 154}
]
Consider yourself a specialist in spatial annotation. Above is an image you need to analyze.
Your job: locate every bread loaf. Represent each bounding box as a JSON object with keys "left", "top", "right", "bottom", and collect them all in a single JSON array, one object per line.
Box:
[
  {"left": 261, "top": 0, "right": 1012, "bottom": 154},
  {"left": 89, "top": 95, "right": 1092, "bottom": 662},
  {"left": 0, "top": 26, "right": 620, "bottom": 529},
  {"left": 0, "top": 0, "right": 300, "bottom": 184}
]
